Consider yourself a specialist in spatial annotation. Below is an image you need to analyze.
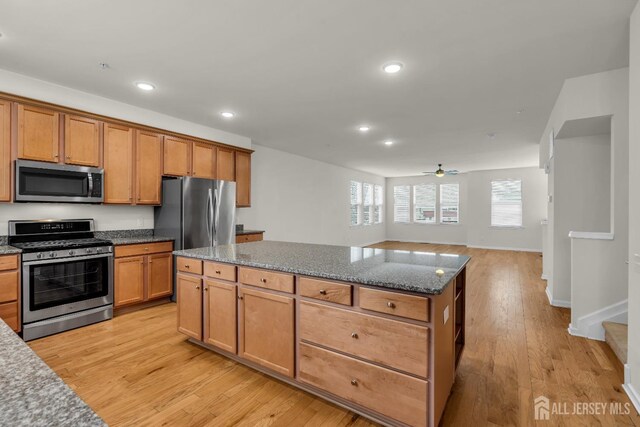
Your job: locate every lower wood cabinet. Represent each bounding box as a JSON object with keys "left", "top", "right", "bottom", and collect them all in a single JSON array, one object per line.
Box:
[
  {"left": 114, "top": 242, "right": 174, "bottom": 310},
  {"left": 203, "top": 279, "right": 237, "bottom": 353},
  {"left": 239, "top": 287, "right": 295, "bottom": 377},
  {"left": 235, "top": 232, "right": 263, "bottom": 244},
  {"left": 177, "top": 273, "right": 202, "bottom": 340},
  {"left": 0, "top": 255, "right": 20, "bottom": 332}
]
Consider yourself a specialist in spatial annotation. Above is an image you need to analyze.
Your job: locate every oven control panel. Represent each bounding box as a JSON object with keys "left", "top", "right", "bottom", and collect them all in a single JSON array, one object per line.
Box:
[{"left": 24, "top": 246, "right": 113, "bottom": 262}]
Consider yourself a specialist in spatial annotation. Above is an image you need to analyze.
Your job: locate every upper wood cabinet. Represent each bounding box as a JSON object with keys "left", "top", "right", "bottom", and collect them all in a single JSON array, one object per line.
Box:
[
  {"left": 135, "top": 130, "right": 162, "bottom": 205},
  {"left": 235, "top": 151, "right": 251, "bottom": 207},
  {"left": 0, "top": 100, "right": 11, "bottom": 202},
  {"left": 163, "top": 136, "right": 191, "bottom": 176},
  {"left": 103, "top": 123, "right": 134, "bottom": 204},
  {"left": 17, "top": 104, "right": 60, "bottom": 163},
  {"left": 239, "top": 287, "right": 295, "bottom": 377},
  {"left": 217, "top": 147, "right": 236, "bottom": 181},
  {"left": 191, "top": 142, "right": 216, "bottom": 179},
  {"left": 177, "top": 273, "right": 203, "bottom": 340},
  {"left": 64, "top": 115, "right": 100, "bottom": 167}
]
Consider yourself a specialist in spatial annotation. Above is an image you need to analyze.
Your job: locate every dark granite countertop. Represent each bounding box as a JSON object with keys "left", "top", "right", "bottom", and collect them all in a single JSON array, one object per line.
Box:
[
  {"left": 0, "top": 319, "right": 105, "bottom": 426},
  {"left": 0, "top": 245, "right": 21, "bottom": 255},
  {"left": 108, "top": 236, "right": 175, "bottom": 245},
  {"left": 94, "top": 229, "right": 174, "bottom": 246},
  {"left": 236, "top": 229, "right": 265, "bottom": 235},
  {"left": 174, "top": 241, "right": 470, "bottom": 295}
]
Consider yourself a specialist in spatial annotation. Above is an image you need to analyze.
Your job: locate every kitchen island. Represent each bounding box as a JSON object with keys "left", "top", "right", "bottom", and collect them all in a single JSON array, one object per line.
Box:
[{"left": 173, "top": 241, "right": 469, "bottom": 427}]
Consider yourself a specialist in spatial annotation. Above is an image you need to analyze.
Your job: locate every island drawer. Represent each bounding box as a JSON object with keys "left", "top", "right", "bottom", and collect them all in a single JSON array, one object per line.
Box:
[
  {"left": 0, "top": 255, "right": 18, "bottom": 272},
  {"left": 359, "top": 287, "right": 430, "bottom": 322},
  {"left": 0, "top": 271, "right": 18, "bottom": 303},
  {"left": 204, "top": 261, "right": 237, "bottom": 282},
  {"left": 115, "top": 242, "right": 173, "bottom": 258},
  {"left": 298, "top": 277, "right": 352, "bottom": 306},
  {"left": 299, "top": 342, "right": 427, "bottom": 427},
  {"left": 238, "top": 267, "right": 294, "bottom": 293},
  {"left": 299, "top": 301, "right": 428, "bottom": 377},
  {"left": 0, "top": 301, "right": 18, "bottom": 331},
  {"left": 176, "top": 257, "right": 203, "bottom": 275}
]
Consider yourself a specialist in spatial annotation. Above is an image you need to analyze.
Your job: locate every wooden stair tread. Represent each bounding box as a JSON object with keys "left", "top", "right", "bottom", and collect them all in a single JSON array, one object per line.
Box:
[{"left": 603, "top": 321, "right": 628, "bottom": 364}]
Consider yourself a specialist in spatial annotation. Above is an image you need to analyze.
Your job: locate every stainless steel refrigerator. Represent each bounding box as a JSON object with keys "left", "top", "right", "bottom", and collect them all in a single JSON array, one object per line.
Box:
[{"left": 154, "top": 177, "right": 236, "bottom": 250}]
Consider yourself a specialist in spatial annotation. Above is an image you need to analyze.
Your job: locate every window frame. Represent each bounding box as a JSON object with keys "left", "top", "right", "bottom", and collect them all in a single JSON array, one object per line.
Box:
[
  {"left": 490, "top": 179, "right": 523, "bottom": 228},
  {"left": 374, "top": 184, "right": 384, "bottom": 224}
]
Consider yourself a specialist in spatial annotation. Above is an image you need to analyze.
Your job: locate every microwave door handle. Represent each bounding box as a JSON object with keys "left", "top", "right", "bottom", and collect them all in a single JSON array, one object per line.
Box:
[{"left": 87, "top": 173, "right": 93, "bottom": 196}]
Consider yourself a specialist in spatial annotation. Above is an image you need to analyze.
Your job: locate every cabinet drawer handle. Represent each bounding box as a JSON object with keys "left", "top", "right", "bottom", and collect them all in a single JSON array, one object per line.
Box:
[
  {"left": 260, "top": 278, "right": 267, "bottom": 283},
  {"left": 215, "top": 270, "right": 221, "bottom": 274},
  {"left": 350, "top": 379, "right": 358, "bottom": 386},
  {"left": 185, "top": 265, "right": 190, "bottom": 269},
  {"left": 144, "top": 248, "right": 149, "bottom": 251},
  {"left": 66, "top": 155, "right": 71, "bottom": 159},
  {"left": 387, "top": 301, "right": 396, "bottom": 309},
  {"left": 351, "top": 332, "right": 358, "bottom": 339},
  {"left": 319, "top": 289, "right": 327, "bottom": 295}
]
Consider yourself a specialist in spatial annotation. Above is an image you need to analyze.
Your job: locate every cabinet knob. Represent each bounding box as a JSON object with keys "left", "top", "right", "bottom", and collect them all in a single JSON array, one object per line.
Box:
[
  {"left": 260, "top": 278, "right": 267, "bottom": 283},
  {"left": 350, "top": 379, "right": 358, "bottom": 386},
  {"left": 387, "top": 301, "right": 396, "bottom": 309},
  {"left": 238, "top": 295, "right": 244, "bottom": 300},
  {"left": 215, "top": 270, "right": 221, "bottom": 274},
  {"left": 204, "top": 287, "right": 208, "bottom": 292},
  {"left": 351, "top": 332, "right": 358, "bottom": 339},
  {"left": 65, "top": 155, "right": 71, "bottom": 159},
  {"left": 319, "top": 289, "right": 327, "bottom": 295},
  {"left": 185, "top": 265, "right": 190, "bottom": 269},
  {"left": 195, "top": 286, "right": 200, "bottom": 290},
  {"left": 144, "top": 248, "right": 149, "bottom": 251}
]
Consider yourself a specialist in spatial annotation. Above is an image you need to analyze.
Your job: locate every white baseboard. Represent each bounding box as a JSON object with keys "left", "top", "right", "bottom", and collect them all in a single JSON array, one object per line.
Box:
[
  {"left": 626, "top": 364, "right": 631, "bottom": 385},
  {"left": 541, "top": 273, "right": 548, "bottom": 280},
  {"left": 568, "top": 299, "right": 628, "bottom": 341},
  {"left": 384, "top": 239, "right": 467, "bottom": 246},
  {"left": 358, "top": 240, "right": 387, "bottom": 247},
  {"left": 466, "top": 244, "right": 542, "bottom": 253},
  {"left": 546, "top": 286, "right": 571, "bottom": 308},
  {"left": 623, "top": 381, "right": 640, "bottom": 415}
]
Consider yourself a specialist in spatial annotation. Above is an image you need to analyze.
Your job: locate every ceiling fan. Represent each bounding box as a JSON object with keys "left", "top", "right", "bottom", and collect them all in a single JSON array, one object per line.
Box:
[{"left": 422, "top": 163, "right": 459, "bottom": 177}]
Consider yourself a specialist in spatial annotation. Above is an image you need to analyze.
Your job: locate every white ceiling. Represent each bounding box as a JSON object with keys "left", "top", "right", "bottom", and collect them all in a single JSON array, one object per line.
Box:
[{"left": 0, "top": 0, "right": 635, "bottom": 177}]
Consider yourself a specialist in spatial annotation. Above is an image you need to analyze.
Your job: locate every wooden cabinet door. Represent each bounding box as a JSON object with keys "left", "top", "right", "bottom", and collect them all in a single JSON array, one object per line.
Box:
[
  {"left": 216, "top": 147, "right": 236, "bottom": 181},
  {"left": 239, "top": 287, "right": 294, "bottom": 377},
  {"left": 64, "top": 115, "right": 100, "bottom": 166},
  {"left": 163, "top": 136, "right": 191, "bottom": 176},
  {"left": 114, "top": 256, "right": 145, "bottom": 307},
  {"left": 104, "top": 123, "right": 134, "bottom": 204},
  {"left": 235, "top": 151, "right": 251, "bottom": 207},
  {"left": 191, "top": 142, "right": 216, "bottom": 179},
  {"left": 0, "top": 100, "right": 11, "bottom": 202},
  {"left": 17, "top": 104, "right": 60, "bottom": 162},
  {"left": 147, "top": 253, "right": 173, "bottom": 299},
  {"left": 177, "top": 273, "right": 202, "bottom": 340},
  {"left": 135, "top": 130, "right": 162, "bottom": 205},
  {"left": 204, "top": 280, "right": 237, "bottom": 353}
]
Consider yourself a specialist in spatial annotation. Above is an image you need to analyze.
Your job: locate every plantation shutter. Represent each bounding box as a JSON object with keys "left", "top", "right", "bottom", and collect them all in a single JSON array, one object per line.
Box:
[
  {"left": 393, "top": 185, "right": 410, "bottom": 223},
  {"left": 350, "top": 181, "right": 362, "bottom": 226},
  {"left": 413, "top": 184, "right": 436, "bottom": 223},
  {"left": 440, "top": 183, "right": 459, "bottom": 224}
]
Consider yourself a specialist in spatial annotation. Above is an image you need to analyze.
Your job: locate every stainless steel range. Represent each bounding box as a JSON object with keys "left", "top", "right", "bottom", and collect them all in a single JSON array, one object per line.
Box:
[{"left": 9, "top": 219, "right": 114, "bottom": 341}]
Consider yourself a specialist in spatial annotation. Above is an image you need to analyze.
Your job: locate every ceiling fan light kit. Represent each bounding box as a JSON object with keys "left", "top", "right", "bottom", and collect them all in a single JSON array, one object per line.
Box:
[{"left": 423, "top": 163, "right": 458, "bottom": 177}]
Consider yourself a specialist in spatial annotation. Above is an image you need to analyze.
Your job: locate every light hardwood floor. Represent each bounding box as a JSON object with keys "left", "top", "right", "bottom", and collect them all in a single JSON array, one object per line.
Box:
[{"left": 28, "top": 242, "right": 640, "bottom": 426}]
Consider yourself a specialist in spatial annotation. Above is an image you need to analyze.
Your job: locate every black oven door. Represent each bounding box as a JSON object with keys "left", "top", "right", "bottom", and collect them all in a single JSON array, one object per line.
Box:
[{"left": 22, "top": 254, "right": 114, "bottom": 323}]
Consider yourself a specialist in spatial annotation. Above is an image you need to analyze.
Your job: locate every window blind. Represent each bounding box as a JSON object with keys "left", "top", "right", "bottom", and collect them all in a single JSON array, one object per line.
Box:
[
  {"left": 394, "top": 185, "right": 410, "bottom": 223},
  {"left": 413, "top": 184, "right": 436, "bottom": 224},
  {"left": 491, "top": 180, "right": 522, "bottom": 226},
  {"left": 374, "top": 185, "right": 383, "bottom": 224},
  {"left": 440, "top": 183, "right": 459, "bottom": 224},
  {"left": 350, "top": 181, "right": 362, "bottom": 226},
  {"left": 363, "top": 183, "right": 373, "bottom": 225}
]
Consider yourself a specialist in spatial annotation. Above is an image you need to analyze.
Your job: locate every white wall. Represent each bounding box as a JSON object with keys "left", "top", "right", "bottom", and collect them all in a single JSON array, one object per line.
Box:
[
  {"left": 626, "top": 2, "right": 640, "bottom": 412},
  {"left": 236, "top": 144, "right": 386, "bottom": 247},
  {"left": 0, "top": 68, "right": 251, "bottom": 150},
  {"left": 0, "top": 203, "right": 153, "bottom": 235},
  {"left": 385, "top": 166, "right": 547, "bottom": 251}
]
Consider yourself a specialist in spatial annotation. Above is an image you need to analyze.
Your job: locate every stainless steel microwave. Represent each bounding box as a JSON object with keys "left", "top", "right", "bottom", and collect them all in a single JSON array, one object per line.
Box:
[{"left": 15, "top": 160, "right": 104, "bottom": 203}]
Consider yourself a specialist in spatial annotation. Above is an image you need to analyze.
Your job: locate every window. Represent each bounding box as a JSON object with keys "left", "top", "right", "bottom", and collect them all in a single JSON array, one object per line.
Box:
[
  {"left": 440, "top": 183, "right": 459, "bottom": 224},
  {"left": 374, "top": 185, "right": 383, "bottom": 224},
  {"left": 393, "top": 185, "right": 410, "bottom": 223},
  {"left": 413, "top": 184, "right": 436, "bottom": 223},
  {"left": 350, "top": 181, "right": 362, "bottom": 226},
  {"left": 363, "top": 183, "right": 373, "bottom": 225},
  {"left": 491, "top": 180, "right": 522, "bottom": 227}
]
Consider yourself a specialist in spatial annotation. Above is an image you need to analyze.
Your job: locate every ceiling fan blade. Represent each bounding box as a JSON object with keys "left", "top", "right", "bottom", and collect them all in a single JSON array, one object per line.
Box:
[{"left": 422, "top": 172, "right": 436, "bottom": 175}]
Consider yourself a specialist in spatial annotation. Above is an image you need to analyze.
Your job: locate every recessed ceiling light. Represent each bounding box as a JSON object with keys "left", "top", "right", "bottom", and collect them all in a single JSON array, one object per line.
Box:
[
  {"left": 487, "top": 132, "right": 496, "bottom": 139},
  {"left": 358, "top": 125, "right": 370, "bottom": 132},
  {"left": 135, "top": 82, "right": 155, "bottom": 91},
  {"left": 516, "top": 109, "right": 525, "bottom": 115},
  {"left": 384, "top": 140, "right": 394, "bottom": 146},
  {"left": 221, "top": 111, "right": 235, "bottom": 119},
  {"left": 383, "top": 62, "right": 403, "bottom": 74},
  {"left": 98, "top": 62, "right": 110, "bottom": 70}
]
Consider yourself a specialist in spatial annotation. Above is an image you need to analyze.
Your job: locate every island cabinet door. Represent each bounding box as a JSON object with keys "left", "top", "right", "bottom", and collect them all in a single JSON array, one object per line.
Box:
[
  {"left": 114, "top": 256, "right": 145, "bottom": 307},
  {"left": 238, "top": 287, "right": 294, "bottom": 377},
  {"left": 177, "top": 273, "right": 202, "bottom": 340},
  {"left": 203, "top": 279, "right": 237, "bottom": 353}
]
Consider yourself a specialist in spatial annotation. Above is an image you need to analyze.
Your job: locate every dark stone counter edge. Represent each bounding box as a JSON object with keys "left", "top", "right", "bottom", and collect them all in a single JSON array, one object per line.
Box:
[
  {"left": 172, "top": 251, "right": 469, "bottom": 295},
  {"left": 236, "top": 229, "right": 265, "bottom": 235}
]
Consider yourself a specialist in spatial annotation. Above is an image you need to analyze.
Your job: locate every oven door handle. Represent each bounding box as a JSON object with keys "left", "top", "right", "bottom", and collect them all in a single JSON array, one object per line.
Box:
[{"left": 22, "top": 252, "right": 113, "bottom": 266}]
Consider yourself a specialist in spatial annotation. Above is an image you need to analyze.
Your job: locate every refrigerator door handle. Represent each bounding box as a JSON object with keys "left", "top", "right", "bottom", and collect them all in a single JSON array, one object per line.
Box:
[
  {"left": 206, "top": 188, "right": 213, "bottom": 245},
  {"left": 214, "top": 187, "right": 220, "bottom": 242}
]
